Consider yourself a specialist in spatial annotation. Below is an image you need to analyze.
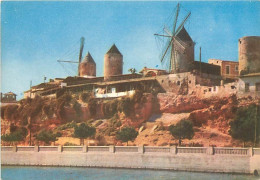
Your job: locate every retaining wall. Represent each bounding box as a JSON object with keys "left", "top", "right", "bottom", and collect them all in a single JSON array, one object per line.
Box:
[{"left": 1, "top": 146, "right": 260, "bottom": 174}]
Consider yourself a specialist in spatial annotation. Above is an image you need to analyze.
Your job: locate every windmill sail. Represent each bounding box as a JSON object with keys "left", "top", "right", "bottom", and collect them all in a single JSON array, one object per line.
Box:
[{"left": 154, "top": 3, "right": 194, "bottom": 74}]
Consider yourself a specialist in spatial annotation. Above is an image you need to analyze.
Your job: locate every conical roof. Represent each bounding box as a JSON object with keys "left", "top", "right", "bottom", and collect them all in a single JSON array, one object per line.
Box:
[
  {"left": 82, "top": 52, "right": 95, "bottom": 64},
  {"left": 176, "top": 27, "right": 193, "bottom": 42},
  {"left": 106, "top": 44, "right": 122, "bottom": 55}
]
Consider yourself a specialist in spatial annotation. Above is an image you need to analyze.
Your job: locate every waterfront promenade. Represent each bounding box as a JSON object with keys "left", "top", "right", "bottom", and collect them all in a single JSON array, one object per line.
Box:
[{"left": 2, "top": 146, "right": 260, "bottom": 174}]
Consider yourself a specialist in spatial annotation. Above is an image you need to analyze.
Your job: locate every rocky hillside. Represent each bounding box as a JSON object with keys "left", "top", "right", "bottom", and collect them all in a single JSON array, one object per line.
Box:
[{"left": 1, "top": 91, "right": 259, "bottom": 147}]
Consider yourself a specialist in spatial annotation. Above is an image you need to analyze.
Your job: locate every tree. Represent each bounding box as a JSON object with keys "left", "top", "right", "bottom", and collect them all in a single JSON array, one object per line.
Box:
[
  {"left": 74, "top": 123, "right": 96, "bottom": 145},
  {"left": 36, "top": 130, "right": 57, "bottom": 145},
  {"left": 1, "top": 127, "right": 27, "bottom": 144},
  {"left": 169, "top": 119, "right": 194, "bottom": 146},
  {"left": 116, "top": 127, "right": 138, "bottom": 146},
  {"left": 229, "top": 104, "right": 260, "bottom": 146}
]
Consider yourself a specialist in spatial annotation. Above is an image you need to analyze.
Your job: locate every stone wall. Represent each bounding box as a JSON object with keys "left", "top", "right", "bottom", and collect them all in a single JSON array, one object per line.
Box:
[
  {"left": 2, "top": 146, "right": 260, "bottom": 174},
  {"left": 239, "top": 36, "right": 260, "bottom": 75}
]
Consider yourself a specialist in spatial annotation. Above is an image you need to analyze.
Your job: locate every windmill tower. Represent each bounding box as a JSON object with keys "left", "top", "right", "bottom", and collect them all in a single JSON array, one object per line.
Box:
[{"left": 155, "top": 3, "right": 194, "bottom": 74}]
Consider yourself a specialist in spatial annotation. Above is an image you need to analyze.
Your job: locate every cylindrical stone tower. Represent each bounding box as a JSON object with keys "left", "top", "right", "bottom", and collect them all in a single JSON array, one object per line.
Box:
[
  {"left": 104, "top": 44, "right": 123, "bottom": 80},
  {"left": 238, "top": 36, "right": 260, "bottom": 75},
  {"left": 79, "top": 52, "right": 96, "bottom": 77},
  {"left": 172, "top": 27, "right": 194, "bottom": 73}
]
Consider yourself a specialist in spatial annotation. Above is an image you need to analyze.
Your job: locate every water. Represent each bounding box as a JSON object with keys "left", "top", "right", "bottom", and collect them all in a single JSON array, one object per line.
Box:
[{"left": 1, "top": 166, "right": 258, "bottom": 180}]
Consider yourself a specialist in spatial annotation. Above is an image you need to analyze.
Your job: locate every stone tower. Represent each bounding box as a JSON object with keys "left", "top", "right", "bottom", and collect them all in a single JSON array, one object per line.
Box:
[
  {"left": 104, "top": 44, "right": 123, "bottom": 80},
  {"left": 79, "top": 52, "right": 96, "bottom": 77},
  {"left": 238, "top": 36, "right": 260, "bottom": 75},
  {"left": 172, "top": 27, "right": 194, "bottom": 73}
]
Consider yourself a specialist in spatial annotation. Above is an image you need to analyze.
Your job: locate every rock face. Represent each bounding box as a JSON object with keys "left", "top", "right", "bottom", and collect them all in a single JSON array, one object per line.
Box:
[
  {"left": 157, "top": 93, "right": 209, "bottom": 113},
  {"left": 1, "top": 92, "right": 258, "bottom": 147}
]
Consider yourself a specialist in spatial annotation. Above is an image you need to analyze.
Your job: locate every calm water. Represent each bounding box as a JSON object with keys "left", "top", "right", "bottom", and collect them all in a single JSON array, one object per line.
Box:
[{"left": 1, "top": 166, "right": 259, "bottom": 180}]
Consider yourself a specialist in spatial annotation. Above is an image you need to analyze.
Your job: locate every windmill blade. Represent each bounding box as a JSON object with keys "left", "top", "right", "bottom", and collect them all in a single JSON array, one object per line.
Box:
[
  {"left": 154, "top": 33, "right": 171, "bottom": 38},
  {"left": 78, "top": 37, "right": 85, "bottom": 64},
  {"left": 174, "top": 12, "right": 191, "bottom": 36},
  {"left": 173, "top": 3, "right": 180, "bottom": 34},
  {"left": 163, "top": 25, "right": 173, "bottom": 37},
  {"left": 160, "top": 38, "right": 173, "bottom": 63}
]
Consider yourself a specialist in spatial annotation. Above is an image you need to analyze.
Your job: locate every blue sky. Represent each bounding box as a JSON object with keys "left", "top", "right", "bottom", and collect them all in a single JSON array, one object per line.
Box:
[{"left": 1, "top": 1, "right": 260, "bottom": 99}]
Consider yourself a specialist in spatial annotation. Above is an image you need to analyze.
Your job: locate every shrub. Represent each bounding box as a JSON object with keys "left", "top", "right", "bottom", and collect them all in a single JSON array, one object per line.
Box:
[
  {"left": 1, "top": 127, "right": 27, "bottom": 142},
  {"left": 116, "top": 126, "right": 138, "bottom": 146},
  {"left": 169, "top": 120, "right": 194, "bottom": 142},
  {"left": 36, "top": 130, "right": 57, "bottom": 145},
  {"left": 57, "top": 122, "right": 77, "bottom": 130},
  {"left": 74, "top": 123, "right": 96, "bottom": 145},
  {"left": 229, "top": 104, "right": 260, "bottom": 145},
  {"left": 55, "top": 132, "right": 62, "bottom": 137}
]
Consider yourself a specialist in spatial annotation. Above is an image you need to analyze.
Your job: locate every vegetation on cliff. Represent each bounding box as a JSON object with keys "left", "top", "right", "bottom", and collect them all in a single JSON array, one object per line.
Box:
[
  {"left": 116, "top": 127, "right": 138, "bottom": 146},
  {"left": 74, "top": 123, "right": 96, "bottom": 145},
  {"left": 229, "top": 104, "right": 260, "bottom": 145},
  {"left": 169, "top": 119, "right": 194, "bottom": 145}
]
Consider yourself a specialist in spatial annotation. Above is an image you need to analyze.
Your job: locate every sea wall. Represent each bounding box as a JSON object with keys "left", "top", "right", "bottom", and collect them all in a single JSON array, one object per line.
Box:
[{"left": 1, "top": 146, "right": 260, "bottom": 174}]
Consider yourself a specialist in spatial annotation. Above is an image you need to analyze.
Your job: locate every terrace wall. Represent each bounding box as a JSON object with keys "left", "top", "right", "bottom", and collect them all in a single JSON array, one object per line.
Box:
[{"left": 2, "top": 146, "right": 260, "bottom": 174}]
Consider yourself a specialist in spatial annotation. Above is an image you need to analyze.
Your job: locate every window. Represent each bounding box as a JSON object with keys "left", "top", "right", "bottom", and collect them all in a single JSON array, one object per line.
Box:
[
  {"left": 245, "top": 83, "right": 250, "bottom": 92},
  {"left": 235, "top": 65, "right": 238, "bottom": 72},
  {"left": 225, "top": 65, "right": 230, "bottom": 75},
  {"left": 177, "top": 81, "right": 180, "bottom": 85}
]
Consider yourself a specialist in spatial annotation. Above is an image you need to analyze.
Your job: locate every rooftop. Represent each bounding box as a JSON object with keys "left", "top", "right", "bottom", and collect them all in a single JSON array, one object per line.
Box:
[
  {"left": 106, "top": 44, "right": 122, "bottom": 55},
  {"left": 176, "top": 27, "right": 193, "bottom": 42},
  {"left": 82, "top": 52, "right": 95, "bottom": 64}
]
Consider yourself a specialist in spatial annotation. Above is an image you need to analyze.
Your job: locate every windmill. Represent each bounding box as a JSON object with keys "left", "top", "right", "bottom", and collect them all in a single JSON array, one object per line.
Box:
[
  {"left": 57, "top": 37, "right": 85, "bottom": 76},
  {"left": 154, "top": 3, "right": 194, "bottom": 74}
]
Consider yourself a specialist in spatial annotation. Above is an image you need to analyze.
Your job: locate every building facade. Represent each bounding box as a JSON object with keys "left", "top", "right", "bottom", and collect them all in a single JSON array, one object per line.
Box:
[{"left": 208, "top": 59, "right": 239, "bottom": 79}]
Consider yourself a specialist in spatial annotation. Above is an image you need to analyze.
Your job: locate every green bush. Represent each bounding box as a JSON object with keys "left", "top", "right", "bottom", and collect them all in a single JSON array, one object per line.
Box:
[
  {"left": 116, "top": 126, "right": 138, "bottom": 145},
  {"left": 74, "top": 123, "right": 96, "bottom": 145},
  {"left": 169, "top": 120, "right": 194, "bottom": 141},
  {"left": 36, "top": 130, "right": 57, "bottom": 145},
  {"left": 229, "top": 104, "right": 260, "bottom": 145},
  {"left": 1, "top": 127, "right": 27, "bottom": 142},
  {"left": 57, "top": 122, "right": 77, "bottom": 130},
  {"left": 55, "top": 132, "right": 62, "bottom": 137}
]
